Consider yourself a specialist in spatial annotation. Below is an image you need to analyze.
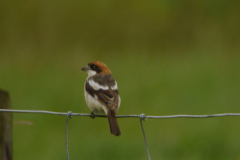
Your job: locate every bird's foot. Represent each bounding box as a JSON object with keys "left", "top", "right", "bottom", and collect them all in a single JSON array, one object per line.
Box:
[{"left": 90, "top": 111, "right": 95, "bottom": 119}]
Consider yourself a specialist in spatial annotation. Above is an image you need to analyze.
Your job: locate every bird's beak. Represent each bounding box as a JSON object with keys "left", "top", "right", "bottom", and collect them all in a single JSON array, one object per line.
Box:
[{"left": 81, "top": 65, "right": 90, "bottom": 71}]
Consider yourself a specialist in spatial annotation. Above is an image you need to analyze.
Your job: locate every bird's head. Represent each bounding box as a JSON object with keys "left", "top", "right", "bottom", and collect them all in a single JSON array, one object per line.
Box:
[{"left": 81, "top": 61, "right": 111, "bottom": 77}]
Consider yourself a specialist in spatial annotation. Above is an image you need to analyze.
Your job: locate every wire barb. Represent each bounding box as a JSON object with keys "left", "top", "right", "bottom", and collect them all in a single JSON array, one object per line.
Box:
[
  {"left": 67, "top": 111, "right": 73, "bottom": 118},
  {"left": 66, "top": 111, "right": 72, "bottom": 160},
  {"left": 140, "top": 114, "right": 151, "bottom": 160},
  {"left": 140, "top": 113, "right": 146, "bottom": 121}
]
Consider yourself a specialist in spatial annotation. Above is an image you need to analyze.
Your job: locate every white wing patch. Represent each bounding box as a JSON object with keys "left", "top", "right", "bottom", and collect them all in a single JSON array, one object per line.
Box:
[
  {"left": 111, "top": 82, "right": 118, "bottom": 90},
  {"left": 89, "top": 79, "right": 109, "bottom": 90}
]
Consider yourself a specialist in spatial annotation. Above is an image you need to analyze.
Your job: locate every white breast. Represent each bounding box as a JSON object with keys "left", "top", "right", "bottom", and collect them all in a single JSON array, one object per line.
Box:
[{"left": 84, "top": 89, "right": 108, "bottom": 114}]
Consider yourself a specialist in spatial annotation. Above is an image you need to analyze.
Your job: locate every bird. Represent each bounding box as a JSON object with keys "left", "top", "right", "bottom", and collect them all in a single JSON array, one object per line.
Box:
[{"left": 81, "top": 61, "right": 121, "bottom": 136}]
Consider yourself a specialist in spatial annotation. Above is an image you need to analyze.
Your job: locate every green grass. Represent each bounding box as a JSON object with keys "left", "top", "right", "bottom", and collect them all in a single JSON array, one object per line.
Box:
[
  {"left": 1, "top": 0, "right": 240, "bottom": 159},
  {"left": 1, "top": 51, "right": 240, "bottom": 159}
]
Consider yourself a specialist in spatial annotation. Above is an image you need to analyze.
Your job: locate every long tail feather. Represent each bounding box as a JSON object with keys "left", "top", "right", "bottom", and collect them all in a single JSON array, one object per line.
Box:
[{"left": 107, "top": 111, "right": 121, "bottom": 136}]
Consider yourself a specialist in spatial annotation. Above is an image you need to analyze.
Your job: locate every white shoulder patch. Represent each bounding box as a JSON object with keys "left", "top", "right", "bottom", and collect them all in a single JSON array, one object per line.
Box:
[
  {"left": 89, "top": 79, "right": 109, "bottom": 90},
  {"left": 111, "top": 82, "right": 118, "bottom": 90}
]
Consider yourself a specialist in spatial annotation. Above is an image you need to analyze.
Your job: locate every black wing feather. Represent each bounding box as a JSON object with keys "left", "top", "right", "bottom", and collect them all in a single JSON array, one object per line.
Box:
[{"left": 85, "top": 74, "right": 119, "bottom": 112}]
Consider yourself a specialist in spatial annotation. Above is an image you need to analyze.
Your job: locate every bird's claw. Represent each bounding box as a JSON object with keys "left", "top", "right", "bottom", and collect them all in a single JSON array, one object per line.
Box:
[{"left": 90, "top": 111, "right": 95, "bottom": 119}]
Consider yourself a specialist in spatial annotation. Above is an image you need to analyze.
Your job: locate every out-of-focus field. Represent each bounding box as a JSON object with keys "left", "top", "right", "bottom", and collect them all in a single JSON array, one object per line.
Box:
[{"left": 0, "top": 0, "right": 240, "bottom": 159}]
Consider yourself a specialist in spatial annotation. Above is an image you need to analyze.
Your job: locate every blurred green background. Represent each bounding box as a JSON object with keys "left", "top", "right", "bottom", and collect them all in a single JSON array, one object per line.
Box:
[{"left": 1, "top": 0, "right": 240, "bottom": 159}]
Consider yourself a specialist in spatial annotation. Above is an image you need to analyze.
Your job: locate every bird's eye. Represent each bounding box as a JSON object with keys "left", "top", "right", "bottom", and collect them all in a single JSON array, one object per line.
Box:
[{"left": 90, "top": 65, "right": 96, "bottom": 69}]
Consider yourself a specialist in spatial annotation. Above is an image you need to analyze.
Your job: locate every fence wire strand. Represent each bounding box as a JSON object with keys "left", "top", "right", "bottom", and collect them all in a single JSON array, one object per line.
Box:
[
  {"left": 140, "top": 114, "right": 151, "bottom": 160},
  {"left": 1, "top": 109, "right": 240, "bottom": 160},
  {"left": 66, "top": 111, "right": 72, "bottom": 160},
  {"left": 1, "top": 109, "right": 240, "bottom": 118}
]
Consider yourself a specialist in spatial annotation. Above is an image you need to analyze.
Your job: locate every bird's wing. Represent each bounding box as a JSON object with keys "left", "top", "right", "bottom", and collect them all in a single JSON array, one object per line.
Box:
[{"left": 85, "top": 74, "right": 119, "bottom": 113}]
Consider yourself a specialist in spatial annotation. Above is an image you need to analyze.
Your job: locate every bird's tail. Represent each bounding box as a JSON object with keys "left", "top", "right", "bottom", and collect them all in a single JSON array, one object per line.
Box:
[{"left": 107, "top": 111, "right": 121, "bottom": 136}]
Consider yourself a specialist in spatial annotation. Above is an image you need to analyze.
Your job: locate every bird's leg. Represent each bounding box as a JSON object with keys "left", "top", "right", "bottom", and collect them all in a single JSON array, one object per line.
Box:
[{"left": 90, "top": 111, "right": 95, "bottom": 119}]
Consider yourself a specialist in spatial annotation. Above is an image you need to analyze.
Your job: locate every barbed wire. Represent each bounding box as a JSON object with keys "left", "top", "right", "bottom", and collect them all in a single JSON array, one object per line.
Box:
[{"left": 1, "top": 109, "right": 240, "bottom": 160}]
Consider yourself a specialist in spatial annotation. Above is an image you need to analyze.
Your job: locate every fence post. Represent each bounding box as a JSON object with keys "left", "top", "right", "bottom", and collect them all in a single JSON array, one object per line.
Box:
[{"left": 0, "top": 89, "right": 12, "bottom": 160}]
